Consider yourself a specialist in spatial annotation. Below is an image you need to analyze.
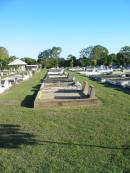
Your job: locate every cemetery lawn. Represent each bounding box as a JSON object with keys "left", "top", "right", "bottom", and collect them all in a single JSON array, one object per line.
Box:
[{"left": 0, "top": 70, "right": 130, "bottom": 173}]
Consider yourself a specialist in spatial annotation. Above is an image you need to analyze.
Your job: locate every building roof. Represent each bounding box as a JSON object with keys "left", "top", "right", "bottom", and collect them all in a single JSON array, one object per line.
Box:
[{"left": 8, "top": 59, "right": 27, "bottom": 66}]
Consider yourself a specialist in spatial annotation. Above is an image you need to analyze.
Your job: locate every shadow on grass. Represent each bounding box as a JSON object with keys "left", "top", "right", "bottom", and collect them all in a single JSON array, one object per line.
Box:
[
  {"left": 1, "top": 124, "right": 130, "bottom": 150},
  {"left": 54, "top": 89, "right": 87, "bottom": 100},
  {"left": 38, "top": 140, "right": 130, "bottom": 150},
  {"left": 21, "top": 83, "right": 41, "bottom": 108},
  {"left": 0, "top": 124, "right": 38, "bottom": 149}
]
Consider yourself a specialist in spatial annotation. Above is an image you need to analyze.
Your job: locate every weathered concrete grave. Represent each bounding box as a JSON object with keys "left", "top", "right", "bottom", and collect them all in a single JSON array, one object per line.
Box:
[{"left": 34, "top": 73, "right": 99, "bottom": 108}]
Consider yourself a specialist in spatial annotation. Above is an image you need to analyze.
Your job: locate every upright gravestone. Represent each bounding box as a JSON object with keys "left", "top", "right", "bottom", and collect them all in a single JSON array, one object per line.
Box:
[
  {"left": 89, "top": 85, "right": 95, "bottom": 98},
  {"left": 82, "top": 81, "right": 89, "bottom": 96}
]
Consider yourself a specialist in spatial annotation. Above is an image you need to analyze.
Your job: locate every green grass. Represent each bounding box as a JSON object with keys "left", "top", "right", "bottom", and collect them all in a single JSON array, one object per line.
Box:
[{"left": 0, "top": 70, "right": 130, "bottom": 173}]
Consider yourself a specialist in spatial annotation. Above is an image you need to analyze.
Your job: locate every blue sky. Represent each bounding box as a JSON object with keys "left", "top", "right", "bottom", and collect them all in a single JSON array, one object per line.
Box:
[{"left": 0, "top": 0, "right": 130, "bottom": 59}]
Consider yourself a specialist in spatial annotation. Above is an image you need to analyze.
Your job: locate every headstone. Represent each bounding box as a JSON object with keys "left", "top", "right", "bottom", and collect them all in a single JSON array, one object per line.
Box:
[
  {"left": 73, "top": 77, "right": 75, "bottom": 81},
  {"left": 1, "top": 72, "right": 3, "bottom": 77},
  {"left": 1, "top": 80, "right": 11, "bottom": 90},
  {"left": 89, "top": 85, "right": 95, "bottom": 98},
  {"left": 29, "top": 71, "right": 32, "bottom": 77},
  {"left": 82, "top": 81, "right": 89, "bottom": 96}
]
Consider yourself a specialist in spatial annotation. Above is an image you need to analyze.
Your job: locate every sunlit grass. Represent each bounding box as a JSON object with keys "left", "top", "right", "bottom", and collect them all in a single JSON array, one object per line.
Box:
[{"left": 0, "top": 70, "right": 130, "bottom": 172}]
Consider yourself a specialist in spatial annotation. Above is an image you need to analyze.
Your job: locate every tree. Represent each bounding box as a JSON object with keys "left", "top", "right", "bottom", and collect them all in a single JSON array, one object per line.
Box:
[
  {"left": 9, "top": 56, "right": 17, "bottom": 62},
  {"left": 80, "top": 45, "right": 108, "bottom": 66},
  {"left": 107, "top": 53, "right": 117, "bottom": 66},
  {"left": 38, "top": 49, "right": 53, "bottom": 68},
  {"left": 51, "top": 47, "right": 62, "bottom": 58},
  {"left": 91, "top": 45, "right": 109, "bottom": 65},
  {"left": 120, "top": 46, "right": 130, "bottom": 55},
  {"left": 38, "top": 49, "right": 52, "bottom": 62},
  {"left": 58, "top": 58, "right": 67, "bottom": 67},
  {"left": 0, "top": 47, "right": 10, "bottom": 69},
  {"left": 21, "top": 57, "right": 36, "bottom": 65},
  {"left": 37, "top": 47, "right": 62, "bottom": 68},
  {"left": 80, "top": 46, "right": 93, "bottom": 59},
  {"left": 67, "top": 54, "right": 77, "bottom": 67},
  {"left": 91, "top": 59, "right": 97, "bottom": 66},
  {"left": 116, "top": 53, "right": 126, "bottom": 66},
  {"left": 119, "top": 46, "right": 130, "bottom": 66},
  {"left": 51, "top": 47, "right": 62, "bottom": 67},
  {"left": 44, "top": 58, "right": 56, "bottom": 68},
  {"left": 79, "top": 57, "right": 90, "bottom": 67}
]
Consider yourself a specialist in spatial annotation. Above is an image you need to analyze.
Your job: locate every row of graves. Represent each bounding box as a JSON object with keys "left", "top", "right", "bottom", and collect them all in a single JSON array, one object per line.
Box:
[
  {"left": 69, "top": 66, "right": 113, "bottom": 75},
  {"left": 69, "top": 66, "right": 130, "bottom": 90},
  {"left": 0, "top": 59, "right": 40, "bottom": 94},
  {"left": 89, "top": 73, "right": 130, "bottom": 89},
  {"left": 34, "top": 68, "right": 99, "bottom": 108},
  {"left": 69, "top": 66, "right": 130, "bottom": 75}
]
